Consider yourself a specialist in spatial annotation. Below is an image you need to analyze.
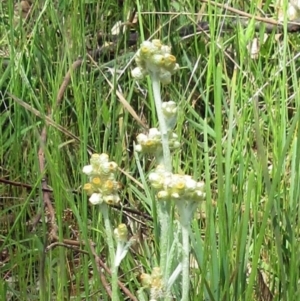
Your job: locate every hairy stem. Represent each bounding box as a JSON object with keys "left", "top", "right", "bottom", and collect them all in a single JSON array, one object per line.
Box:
[
  {"left": 181, "top": 223, "right": 190, "bottom": 301},
  {"left": 102, "top": 204, "right": 119, "bottom": 301},
  {"left": 151, "top": 73, "right": 172, "bottom": 172},
  {"left": 151, "top": 72, "right": 173, "bottom": 290}
]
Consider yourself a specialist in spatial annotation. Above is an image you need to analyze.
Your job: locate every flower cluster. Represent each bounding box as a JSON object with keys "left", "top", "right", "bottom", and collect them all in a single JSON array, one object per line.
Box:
[
  {"left": 114, "top": 223, "right": 133, "bottom": 267},
  {"left": 131, "top": 39, "right": 179, "bottom": 84},
  {"left": 114, "top": 223, "right": 128, "bottom": 242},
  {"left": 140, "top": 267, "right": 165, "bottom": 299},
  {"left": 135, "top": 100, "right": 179, "bottom": 155},
  {"left": 82, "top": 153, "right": 121, "bottom": 205},
  {"left": 162, "top": 100, "right": 177, "bottom": 130},
  {"left": 135, "top": 128, "right": 180, "bottom": 154},
  {"left": 148, "top": 165, "right": 205, "bottom": 202}
]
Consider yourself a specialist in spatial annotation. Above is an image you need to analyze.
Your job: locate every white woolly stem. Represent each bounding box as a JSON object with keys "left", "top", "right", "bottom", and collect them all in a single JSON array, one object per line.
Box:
[
  {"left": 181, "top": 222, "right": 190, "bottom": 301},
  {"left": 176, "top": 201, "right": 195, "bottom": 301},
  {"left": 151, "top": 73, "right": 172, "bottom": 172},
  {"left": 158, "top": 203, "right": 170, "bottom": 278},
  {"left": 101, "top": 204, "right": 119, "bottom": 301},
  {"left": 151, "top": 72, "right": 173, "bottom": 291}
]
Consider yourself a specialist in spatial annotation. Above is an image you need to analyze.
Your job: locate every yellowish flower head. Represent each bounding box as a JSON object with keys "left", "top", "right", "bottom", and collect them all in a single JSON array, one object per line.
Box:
[{"left": 132, "top": 39, "right": 179, "bottom": 84}]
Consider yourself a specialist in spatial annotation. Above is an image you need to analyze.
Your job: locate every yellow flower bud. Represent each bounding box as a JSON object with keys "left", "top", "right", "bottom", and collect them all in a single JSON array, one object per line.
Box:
[
  {"left": 91, "top": 177, "right": 102, "bottom": 187},
  {"left": 103, "top": 194, "right": 120, "bottom": 205},
  {"left": 151, "top": 54, "right": 165, "bottom": 66},
  {"left": 163, "top": 54, "right": 176, "bottom": 70},
  {"left": 152, "top": 39, "right": 162, "bottom": 49},
  {"left": 140, "top": 273, "right": 152, "bottom": 287},
  {"left": 157, "top": 191, "right": 169, "bottom": 200},
  {"left": 83, "top": 183, "right": 94, "bottom": 195}
]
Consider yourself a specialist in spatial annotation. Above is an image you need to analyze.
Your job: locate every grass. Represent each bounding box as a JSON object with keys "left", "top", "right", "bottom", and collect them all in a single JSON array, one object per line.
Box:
[{"left": 1, "top": 0, "right": 300, "bottom": 300}]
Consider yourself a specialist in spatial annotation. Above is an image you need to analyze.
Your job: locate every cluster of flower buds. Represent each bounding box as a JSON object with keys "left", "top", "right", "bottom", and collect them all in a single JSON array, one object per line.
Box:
[
  {"left": 135, "top": 128, "right": 180, "bottom": 154},
  {"left": 162, "top": 100, "right": 177, "bottom": 130},
  {"left": 114, "top": 223, "right": 128, "bottom": 242},
  {"left": 135, "top": 100, "right": 179, "bottom": 155},
  {"left": 114, "top": 223, "right": 132, "bottom": 267},
  {"left": 140, "top": 267, "right": 165, "bottom": 299},
  {"left": 148, "top": 165, "right": 205, "bottom": 202},
  {"left": 82, "top": 153, "right": 121, "bottom": 205},
  {"left": 131, "top": 39, "right": 179, "bottom": 84}
]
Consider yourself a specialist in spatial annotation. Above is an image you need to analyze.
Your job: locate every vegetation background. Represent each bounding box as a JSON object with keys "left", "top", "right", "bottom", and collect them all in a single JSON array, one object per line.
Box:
[{"left": 1, "top": 0, "right": 300, "bottom": 300}]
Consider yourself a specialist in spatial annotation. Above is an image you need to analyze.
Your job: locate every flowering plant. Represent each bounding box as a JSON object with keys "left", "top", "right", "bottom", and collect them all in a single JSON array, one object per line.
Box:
[{"left": 82, "top": 39, "right": 205, "bottom": 301}]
